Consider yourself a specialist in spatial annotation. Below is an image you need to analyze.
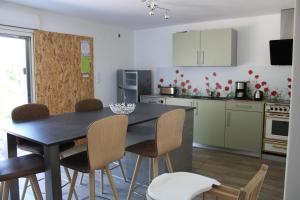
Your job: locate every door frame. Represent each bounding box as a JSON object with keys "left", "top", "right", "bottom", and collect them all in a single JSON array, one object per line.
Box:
[{"left": 0, "top": 25, "right": 35, "bottom": 103}]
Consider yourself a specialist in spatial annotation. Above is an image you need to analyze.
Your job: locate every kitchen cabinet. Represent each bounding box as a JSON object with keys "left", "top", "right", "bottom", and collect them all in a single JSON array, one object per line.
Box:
[
  {"left": 200, "top": 28, "right": 237, "bottom": 66},
  {"left": 194, "top": 100, "right": 226, "bottom": 147},
  {"left": 225, "top": 101, "right": 264, "bottom": 154},
  {"left": 172, "top": 28, "right": 237, "bottom": 67},
  {"left": 173, "top": 31, "right": 201, "bottom": 67},
  {"left": 165, "top": 97, "right": 194, "bottom": 107}
]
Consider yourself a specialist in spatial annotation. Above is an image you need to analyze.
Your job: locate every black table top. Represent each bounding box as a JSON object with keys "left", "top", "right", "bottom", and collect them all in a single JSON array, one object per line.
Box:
[{"left": 1, "top": 103, "right": 194, "bottom": 146}]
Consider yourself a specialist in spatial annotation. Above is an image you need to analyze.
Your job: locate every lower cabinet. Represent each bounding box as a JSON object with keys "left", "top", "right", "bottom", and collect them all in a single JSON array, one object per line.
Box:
[
  {"left": 165, "top": 97, "right": 194, "bottom": 107},
  {"left": 194, "top": 100, "right": 226, "bottom": 147},
  {"left": 225, "top": 101, "right": 264, "bottom": 154}
]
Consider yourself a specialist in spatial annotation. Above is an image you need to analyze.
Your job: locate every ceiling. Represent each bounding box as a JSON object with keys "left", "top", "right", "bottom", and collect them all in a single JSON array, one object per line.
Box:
[{"left": 7, "top": 0, "right": 295, "bottom": 30}]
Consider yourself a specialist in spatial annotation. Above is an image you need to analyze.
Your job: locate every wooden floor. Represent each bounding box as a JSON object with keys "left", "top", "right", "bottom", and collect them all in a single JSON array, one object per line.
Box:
[{"left": 20, "top": 148, "right": 286, "bottom": 199}]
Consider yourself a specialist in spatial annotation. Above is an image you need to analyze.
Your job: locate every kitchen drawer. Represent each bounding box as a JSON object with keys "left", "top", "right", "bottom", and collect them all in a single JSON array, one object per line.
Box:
[
  {"left": 263, "top": 140, "right": 287, "bottom": 155},
  {"left": 226, "top": 101, "right": 264, "bottom": 112}
]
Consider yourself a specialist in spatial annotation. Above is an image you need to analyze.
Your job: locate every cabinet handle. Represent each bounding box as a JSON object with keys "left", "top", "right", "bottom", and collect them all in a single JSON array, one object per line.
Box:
[
  {"left": 226, "top": 112, "right": 231, "bottom": 127},
  {"left": 202, "top": 51, "right": 205, "bottom": 64},
  {"left": 196, "top": 50, "right": 199, "bottom": 64},
  {"left": 196, "top": 102, "right": 199, "bottom": 115}
]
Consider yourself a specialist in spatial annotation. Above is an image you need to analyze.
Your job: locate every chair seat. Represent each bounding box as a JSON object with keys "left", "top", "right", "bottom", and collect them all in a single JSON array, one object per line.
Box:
[
  {"left": 126, "top": 140, "right": 157, "bottom": 158},
  {"left": 147, "top": 172, "right": 221, "bottom": 200},
  {"left": 60, "top": 151, "right": 90, "bottom": 173},
  {"left": 18, "top": 138, "right": 75, "bottom": 155},
  {"left": 0, "top": 154, "right": 44, "bottom": 181}
]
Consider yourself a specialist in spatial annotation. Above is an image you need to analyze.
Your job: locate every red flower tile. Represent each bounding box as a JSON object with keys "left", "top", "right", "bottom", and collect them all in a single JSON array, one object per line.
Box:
[
  {"left": 176, "top": 69, "right": 179, "bottom": 74},
  {"left": 228, "top": 80, "right": 233, "bottom": 84},
  {"left": 174, "top": 79, "right": 178, "bottom": 84},
  {"left": 180, "top": 74, "right": 184, "bottom": 78},
  {"left": 288, "top": 77, "right": 292, "bottom": 82},
  {"left": 206, "top": 82, "right": 210, "bottom": 87},
  {"left": 288, "top": 91, "right": 291, "bottom": 97},
  {"left": 225, "top": 86, "right": 230, "bottom": 91},
  {"left": 182, "top": 88, "right": 187, "bottom": 94},
  {"left": 186, "top": 80, "right": 190, "bottom": 84},
  {"left": 216, "top": 92, "right": 221, "bottom": 97},
  {"left": 255, "top": 75, "right": 259, "bottom": 79},
  {"left": 255, "top": 83, "right": 261, "bottom": 89},
  {"left": 248, "top": 69, "right": 253, "bottom": 75},
  {"left": 261, "top": 81, "right": 267, "bottom": 86},
  {"left": 181, "top": 82, "right": 186, "bottom": 87},
  {"left": 288, "top": 85, "right": 292, "bottom": 89},
  {"left": 159, "top": 78, "right": 164, "bottom": 83},
  {"left": 264, "top": 87, "right": 269, "bottom": 92},
  {"left": 205, "top": 76, "right": 209, "bottom": 81},
  {"left": 212, "top": 72, "right": 217, "bottom": 76},
  {"left": 188, "top": 85, "right": 192, "bottom": 89},
  {"left": 271, "top": 90, "right": 277, "bottom": 96},
  {"left": 193, "top": 88, "right": 199, "bottom": 93}
]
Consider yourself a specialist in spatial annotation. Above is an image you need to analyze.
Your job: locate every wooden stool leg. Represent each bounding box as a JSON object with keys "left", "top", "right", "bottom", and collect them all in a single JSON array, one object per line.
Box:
[
  {"left": 118, "top": 160, "right": 127, "bottom": 182},
  {"left": 80, "top": 173, "right": 85, "bottom": 185},
  {"left": 149, "top": 158, "right": 153, "bottom": 182},
  {"left": 21, "top": 178, "right": 29, "bottom": 200},
  {"left": 0, "top": 182, "right": 4, "bottom": 199},
  {"left": 100, "top": 170, "right": 104, "bottom": 194},
  {"left": 165, "top": 153, "right": 173, "bottom": 173},
  {"left": 89, "top": 170, "right": 95, "bottom": 200},
  {"left": 153, "top": 157, "right": 158, "bottom": 178},
  {"left": 3, "top": 181, "right": 11, "bottom": 200},
  {"left": 105, "top": 166, "right": 119, "bottom": 200},
  {"left": 67, "top": 171, "right": 78, "bottom": 200},
  {"left": 127, "top": 155, "right": 143, "bottom": 200},
  {"left": 29, "top": 175, "right": 43, "bottom": 200},
  {"left": 63, "top": 167, "right": 79, "bottom": 200}
]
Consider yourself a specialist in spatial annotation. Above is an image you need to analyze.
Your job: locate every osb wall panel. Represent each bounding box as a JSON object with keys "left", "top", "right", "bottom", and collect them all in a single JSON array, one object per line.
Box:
[{"left": 34, "top": 30, "right": 94, "bottom": 114}]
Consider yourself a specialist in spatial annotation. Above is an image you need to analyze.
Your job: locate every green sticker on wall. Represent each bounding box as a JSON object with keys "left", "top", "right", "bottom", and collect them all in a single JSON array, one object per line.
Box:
[{"left": 81, "top": 56, "right": 90, "bottom": 74}]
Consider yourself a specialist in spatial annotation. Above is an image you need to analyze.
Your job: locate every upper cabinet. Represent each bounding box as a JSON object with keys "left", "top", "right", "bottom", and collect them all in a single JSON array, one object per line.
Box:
[
  {"left": 173, "top": 28, "right": 237, "bottom": 67},
  {"left": 173, "top": 31, "right": 201, "bottom": 67}
]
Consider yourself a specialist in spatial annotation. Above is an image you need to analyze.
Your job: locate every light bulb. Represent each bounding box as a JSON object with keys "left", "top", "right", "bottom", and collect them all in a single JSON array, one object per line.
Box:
[
  {"left": 164, "top": 11, "right": 169, "bottom": 19},
  {"left": 149, "top": 11, "right": 155, "bottom": 16}
]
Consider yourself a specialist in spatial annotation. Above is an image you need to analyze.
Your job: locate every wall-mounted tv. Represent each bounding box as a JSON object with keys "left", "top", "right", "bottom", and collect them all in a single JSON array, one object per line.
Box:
[{"left": 270, "top": 39, "right": 293, "bottom": 65}]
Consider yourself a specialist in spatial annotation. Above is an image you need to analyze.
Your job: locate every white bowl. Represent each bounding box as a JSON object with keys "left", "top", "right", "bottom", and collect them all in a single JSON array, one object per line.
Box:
[{"left": 109, "top": 103, "right": 136, "bottom": 115}]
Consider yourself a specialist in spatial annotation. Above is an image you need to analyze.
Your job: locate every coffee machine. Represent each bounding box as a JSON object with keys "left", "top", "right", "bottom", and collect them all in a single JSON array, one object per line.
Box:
[{"left": 235, "top": 81, "right": 248, "bottom": 99}]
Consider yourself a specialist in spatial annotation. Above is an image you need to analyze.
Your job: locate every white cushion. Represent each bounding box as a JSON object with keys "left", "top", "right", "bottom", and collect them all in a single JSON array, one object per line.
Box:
[{"left": 147, "top": 172, "right": 221, "bottom": 200}]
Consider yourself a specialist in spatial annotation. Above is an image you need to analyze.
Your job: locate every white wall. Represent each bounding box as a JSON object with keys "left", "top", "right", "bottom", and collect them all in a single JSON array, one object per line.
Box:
[
  {"left": 284, "top": 0, "right": 300, "bottom": 199},
  {"left": 134, "top": 15, "right": 292, "bottom": 98},
  {"left": 0, "top": 1, "right": 134, "bottom": 105}
]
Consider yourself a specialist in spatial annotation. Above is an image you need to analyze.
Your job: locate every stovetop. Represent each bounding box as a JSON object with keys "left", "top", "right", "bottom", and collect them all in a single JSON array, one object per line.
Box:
[{"left": 265, "top": 100, "right": 290, "bottom": 114}]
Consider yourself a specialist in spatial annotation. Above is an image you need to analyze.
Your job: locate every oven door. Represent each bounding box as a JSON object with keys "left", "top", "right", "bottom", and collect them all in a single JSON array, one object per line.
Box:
[{"left": 265, "top": 113, "right": 289, "bottom": 141}]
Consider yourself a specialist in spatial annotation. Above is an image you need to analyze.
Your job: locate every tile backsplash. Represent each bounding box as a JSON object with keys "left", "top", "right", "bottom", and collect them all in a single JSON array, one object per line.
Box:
[{"left": 155, "top": 66, "right": 292, "bottom": 100}]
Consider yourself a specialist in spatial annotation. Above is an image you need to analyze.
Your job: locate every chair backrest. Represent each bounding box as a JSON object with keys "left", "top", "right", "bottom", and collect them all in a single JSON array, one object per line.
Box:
[
  {"left": 238, "top": 164, "right": 269, "bottom": 200},
  {"left": 155, "top": 109, "right": 185, "bottom": 156},
  {"left": 87, "top": 115, "right": 128, "bottom": 170},
  {"left": 75, "top": 98, "right": 103, "bottom": 112},
  {"left": 11, "top": 104, "right": 49, "bottom": 122}
]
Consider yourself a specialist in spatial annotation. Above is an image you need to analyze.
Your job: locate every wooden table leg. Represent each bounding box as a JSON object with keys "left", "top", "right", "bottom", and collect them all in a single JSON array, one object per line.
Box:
[
  {"left": 44, "top": 145, "right": 62, "bottom": 200},
  {"left": 5, "top": 133, "right": 19, "bottom": 200}
]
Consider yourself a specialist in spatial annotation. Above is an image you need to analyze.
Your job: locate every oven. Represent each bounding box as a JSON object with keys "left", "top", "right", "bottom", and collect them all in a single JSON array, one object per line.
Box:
[
  {"left": 265, "top": 113, "right": 289, "bottom": 141},
  {"left": 263, "top": 101, "right": 290, "bottom": 155}
]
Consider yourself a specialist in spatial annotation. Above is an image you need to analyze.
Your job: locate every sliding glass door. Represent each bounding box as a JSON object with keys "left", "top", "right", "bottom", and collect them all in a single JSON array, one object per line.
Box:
[{"left": 0, "top": 31, "right": 33, "bottom": 159}]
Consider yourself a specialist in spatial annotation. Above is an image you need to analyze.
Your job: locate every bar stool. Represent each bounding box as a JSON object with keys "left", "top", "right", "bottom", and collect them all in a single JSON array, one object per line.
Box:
[
  {"left": 61, "top": 114, "right": 128, "bottom": 200},
  {"left": 126, "top": 109, "right": 186, "bottom": 200},
  {"left": 11, "top": 103, "right": 77, "bottom": 200},
  {"left": 74, "top": 98, "right": 127, "bottom": 189},
  {"left": 0, "top": 154, "right": 44, "bottom": 200}
]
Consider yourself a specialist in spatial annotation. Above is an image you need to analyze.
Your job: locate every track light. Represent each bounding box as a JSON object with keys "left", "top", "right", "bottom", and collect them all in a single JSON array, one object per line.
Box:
[{"left": 142, "top": 0, "right": 170, "bottom": 20}]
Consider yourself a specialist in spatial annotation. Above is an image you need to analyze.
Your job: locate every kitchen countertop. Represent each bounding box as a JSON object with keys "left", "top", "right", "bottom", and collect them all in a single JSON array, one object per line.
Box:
[{"left": 141, "top": 94, "right": 266, "bottom": 103}]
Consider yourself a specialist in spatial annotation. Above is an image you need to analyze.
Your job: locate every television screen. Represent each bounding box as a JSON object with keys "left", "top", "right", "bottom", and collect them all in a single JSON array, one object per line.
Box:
[{"left": 270, "top": 39, "right": 293, "bottom": 65}]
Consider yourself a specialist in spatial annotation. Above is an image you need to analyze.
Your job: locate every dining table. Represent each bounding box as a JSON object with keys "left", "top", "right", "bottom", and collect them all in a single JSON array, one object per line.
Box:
[{"left": 1, "top": 103, "right": 194, "bottom": 200}]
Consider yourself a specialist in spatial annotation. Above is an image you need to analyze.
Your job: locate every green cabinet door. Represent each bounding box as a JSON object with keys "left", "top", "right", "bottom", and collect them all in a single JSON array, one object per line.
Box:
[
  {"left": 200, "top": 28, "right": 237, "bottom": 66},
  {"left": 165, "top": 98, "right": 194, "bottom": 107},
  {"left": 173, "top": 31, "right": 201, "bottom": 67},
  {"left": 194, "top": 100, "right": 226, "bottom": 147},
  {"left": 225, "top": 110, "right": 263, "bottom": 154}
]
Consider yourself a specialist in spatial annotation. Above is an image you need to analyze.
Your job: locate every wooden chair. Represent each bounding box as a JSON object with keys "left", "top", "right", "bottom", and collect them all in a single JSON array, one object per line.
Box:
[
  {"left": 11, "top": 103, "right": 77, "bottom": 200},
  {"left": 204, "top": 164, "right": 269, "bottom": 200},
  {"left": 74, "top": 98, "right": 127, "bottom": 190},
  {"left": 0, "top": 154, "right": 44, "bottom": 200},
  {"left": 126, "top": 109, "right": 186, "bottom": 200},
  {"left": 61, "top": 115, "right": 128, "bottom": 200}
]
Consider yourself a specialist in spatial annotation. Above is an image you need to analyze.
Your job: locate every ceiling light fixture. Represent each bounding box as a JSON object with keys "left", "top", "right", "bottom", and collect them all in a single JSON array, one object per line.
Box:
[{"left": 141, "top": 0, "right": 170, "bottom": 20}]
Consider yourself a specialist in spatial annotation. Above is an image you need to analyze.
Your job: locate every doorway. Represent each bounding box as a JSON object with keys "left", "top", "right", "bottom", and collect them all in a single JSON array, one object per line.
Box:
[{"left": 0, "top": 33, "right": 33, "bottom": 159}]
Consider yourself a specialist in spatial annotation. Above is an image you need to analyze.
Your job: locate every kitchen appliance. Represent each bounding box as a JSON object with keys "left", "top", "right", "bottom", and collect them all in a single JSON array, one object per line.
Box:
[
  {"left": 159, "top": 86, "right": 178, "bottom": 96},
  {"left": 117, "top": 70, "right": 152, "bottom": 103},
  {"left": 140, "top": 95, "right": 166, "bottom": 104},
  {"left": 263, "top": 101, "right": 290, "bottom": 155},
  {"left": 253, "top": 90, "right": 264, "bottom": 101},
  {"left": 235, "top": 81, "right": 248, "bottom": 99},
  {"left": 270, "top": 39, "right": 293, "bottom": 65}
]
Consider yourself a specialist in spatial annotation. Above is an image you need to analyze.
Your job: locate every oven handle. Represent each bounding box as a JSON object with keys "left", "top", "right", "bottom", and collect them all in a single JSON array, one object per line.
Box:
[
  {"left": 272, "top": 144, "right": 287, "bottom": 150},
  {"left": 265, "top": 113, "right": 290, "bottom": 119}
]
